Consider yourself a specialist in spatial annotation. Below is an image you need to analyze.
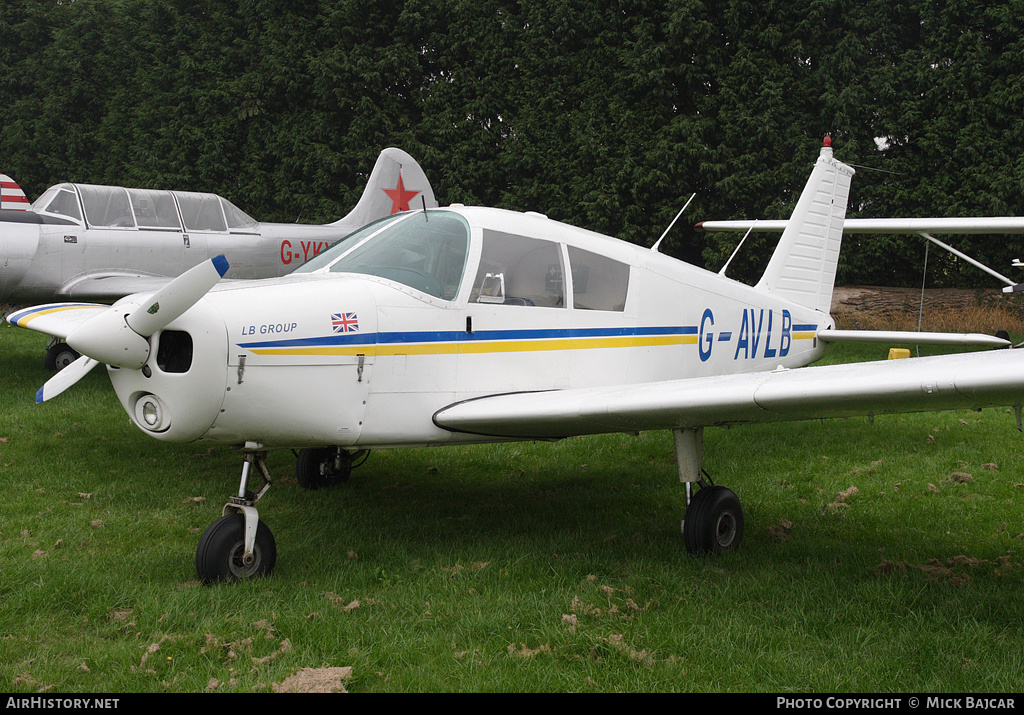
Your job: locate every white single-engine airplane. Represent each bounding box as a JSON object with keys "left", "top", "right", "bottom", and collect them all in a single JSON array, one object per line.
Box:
[
  {"left": 9, "top": 139, "right": 1024, "bottom": 584},
  {"left": 1, "top": 148, "right": 436, "bottom": 368}
]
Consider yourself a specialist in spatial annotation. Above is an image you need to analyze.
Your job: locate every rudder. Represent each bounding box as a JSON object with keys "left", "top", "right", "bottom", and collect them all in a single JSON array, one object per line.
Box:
[
  {"left": 755, "top": 139, "right": 854, "bottom": 314},
  {"left": 330, "top": 148, "right": 437, "bottom": 228},
  {"left": 1, "top": 173, "right": 29, "bottom": 210}
]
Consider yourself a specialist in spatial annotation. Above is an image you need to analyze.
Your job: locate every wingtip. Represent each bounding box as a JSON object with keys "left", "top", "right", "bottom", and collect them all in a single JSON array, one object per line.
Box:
[{"left": 35, "top": 386, "right": 45, "bottom": 404}]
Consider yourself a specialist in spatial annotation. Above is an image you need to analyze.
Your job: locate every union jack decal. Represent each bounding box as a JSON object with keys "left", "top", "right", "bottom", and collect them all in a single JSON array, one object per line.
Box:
[{"left": 332, "top": 312, "right": 359, "bottom": 333}]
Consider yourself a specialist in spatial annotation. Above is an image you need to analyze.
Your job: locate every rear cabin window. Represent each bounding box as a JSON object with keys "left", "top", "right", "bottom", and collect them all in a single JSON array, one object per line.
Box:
[
  {"left": 221, "top": 198, "right": 259, "bottom": 231},
  {"left": 471, "top": 231, "right": 565, "bottom": 307},
  {"left": 175, "top": 192, "right": 227, "bottom": 232},
  {"left": 567, "top": 246, "right": 630, "bottom": 311}
]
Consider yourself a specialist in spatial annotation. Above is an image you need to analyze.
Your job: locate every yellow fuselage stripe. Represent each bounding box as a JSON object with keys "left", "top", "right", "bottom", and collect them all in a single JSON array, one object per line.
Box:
[{"left": 246, "top": 334, "right": 706, "bottom": 357}]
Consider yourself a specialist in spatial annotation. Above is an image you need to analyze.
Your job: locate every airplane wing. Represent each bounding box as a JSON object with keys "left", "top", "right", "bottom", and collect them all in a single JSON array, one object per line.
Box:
[
  {"left": 56, "top": 272, "right": 241, "bottom": 301},
  {"left": 816, "top": 329, "right": 1009, "bottom": 347},
  {"left": 696, "top": 217, "right": 1024, "bottom": 235},
  {"left": 433, "top": 349, "right": 1024, "bottom": 439},
  {"left": 57, "top": 272, "right": 176, "bottom": 300},
  {"left": 697, "top": 217, "right": 1024, "bottom": 292},
  {"left": 7, "top": 302, "right": 111, "bottom": 340}
]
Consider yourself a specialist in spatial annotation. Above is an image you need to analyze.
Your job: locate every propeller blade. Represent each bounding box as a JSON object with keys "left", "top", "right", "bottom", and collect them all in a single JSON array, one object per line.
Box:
[
  {"left": 126, "top": 255, "right": 230, "bottom": 336},
  {"left": 65, "top": 255, "right": 229, "bottom": 369},
  {"left": 36, "top": 355, "right": 99, "bottom": 403}
]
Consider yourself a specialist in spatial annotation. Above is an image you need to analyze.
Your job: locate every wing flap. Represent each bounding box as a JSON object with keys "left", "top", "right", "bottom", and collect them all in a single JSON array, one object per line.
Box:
[{"left": 433, "top": 350, "right": 1024, "bottom": 439}]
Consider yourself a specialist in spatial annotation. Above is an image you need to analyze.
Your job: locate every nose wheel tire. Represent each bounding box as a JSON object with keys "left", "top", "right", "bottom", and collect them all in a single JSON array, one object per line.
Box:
[
  {"left": 683, "top": 485, "right": 744, "bottom": 554},
  {"left": 195, "top": 513, "right": 277, "bottom": 584}
]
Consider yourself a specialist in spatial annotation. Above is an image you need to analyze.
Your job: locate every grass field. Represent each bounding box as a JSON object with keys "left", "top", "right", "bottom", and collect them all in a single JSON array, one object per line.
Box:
[{"left": 2, "top": 319, "right": 1024, "bottom": 693}]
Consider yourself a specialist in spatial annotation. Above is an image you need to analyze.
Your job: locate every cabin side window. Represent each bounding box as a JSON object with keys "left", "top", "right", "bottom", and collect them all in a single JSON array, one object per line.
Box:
[
  {"left": 470, "top": 231, "right": 564, "bottom": 308},
  {"left": 174, "top": 192, "right": 227, "bottom": 232},
  {"left": 221, "top": 198, "right": 259, "bottom": 232},
  {"left": 128, "top": 189, "right": 181, "bottom": 230},
  {"left": 567, "top": 246, "right": 630, "bottom": 311},
  {"left": 79, "top": 185, "right": 134, "bottom": 228}
]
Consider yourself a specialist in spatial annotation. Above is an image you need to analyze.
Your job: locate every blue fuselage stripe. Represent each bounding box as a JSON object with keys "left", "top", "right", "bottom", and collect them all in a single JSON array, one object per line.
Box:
[{"left": 238, "top": 325, "right": 699, "bottom": 350}]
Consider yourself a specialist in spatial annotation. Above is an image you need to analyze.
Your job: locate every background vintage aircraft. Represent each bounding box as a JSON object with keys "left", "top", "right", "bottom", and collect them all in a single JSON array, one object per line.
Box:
[
  {"left": 9, "top": 139, "right": 1024, "bottom": 584},
  {"left": 1, "top": 147, "right": 436, "bottom": 368}
]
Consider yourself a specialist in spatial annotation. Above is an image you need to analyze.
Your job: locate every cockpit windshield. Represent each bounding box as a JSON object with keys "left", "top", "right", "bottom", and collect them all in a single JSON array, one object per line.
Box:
[{"left": 291, "top": 210, "right": 470, "bottom": 301}]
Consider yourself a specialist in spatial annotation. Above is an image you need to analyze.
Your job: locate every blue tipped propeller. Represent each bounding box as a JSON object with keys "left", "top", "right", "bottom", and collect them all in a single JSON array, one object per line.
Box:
[{"left": 36, "top": 255, "right": 229, "bottom": 403}]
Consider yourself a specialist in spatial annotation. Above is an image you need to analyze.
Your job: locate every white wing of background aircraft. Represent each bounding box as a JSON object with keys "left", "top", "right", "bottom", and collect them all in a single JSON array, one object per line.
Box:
[{"left": 696, "top": 217, "right": 1024, "bottom": 292}]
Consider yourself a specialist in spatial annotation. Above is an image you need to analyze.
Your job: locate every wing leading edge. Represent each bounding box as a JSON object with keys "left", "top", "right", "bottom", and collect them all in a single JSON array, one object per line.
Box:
[
  {"left": 433, "top": 349, "right": 1024, "bottom": 439},
  {"left": 7, "top": 302, "right": 111, "bottom": 340}
]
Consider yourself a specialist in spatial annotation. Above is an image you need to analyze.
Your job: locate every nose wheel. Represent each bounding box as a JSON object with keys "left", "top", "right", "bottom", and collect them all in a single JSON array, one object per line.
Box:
[
  {"left": 195, "top": 448, "right": 277, "bottom": 584},
  {"left": 195, "top": 512, "right": 277, "bottom": 583}
]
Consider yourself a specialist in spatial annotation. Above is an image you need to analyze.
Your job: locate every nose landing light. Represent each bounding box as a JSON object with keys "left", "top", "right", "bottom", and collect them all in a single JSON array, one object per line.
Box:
[{"left": 133, "top": 393, "right": 171, "bottom": 433}]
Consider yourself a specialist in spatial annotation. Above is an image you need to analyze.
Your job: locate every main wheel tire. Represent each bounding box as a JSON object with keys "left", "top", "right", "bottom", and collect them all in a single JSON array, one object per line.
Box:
[
  {"left": 195, "top": 513, "right": 277, "bottom": 584},
  {"left": 296, "top": 447, "right": 351, "bottom": 490},
  {"left": 683, "top": 485, "right": 744, "bottom": 555},
  {"left": 44, "top": 343, "right": 80, "bottom": 371}
]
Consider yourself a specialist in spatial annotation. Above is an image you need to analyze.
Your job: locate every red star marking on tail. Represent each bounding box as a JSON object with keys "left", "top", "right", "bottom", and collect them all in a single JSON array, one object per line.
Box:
[{"left": 383, "top": 173, "right": 421, "bottom": 214}]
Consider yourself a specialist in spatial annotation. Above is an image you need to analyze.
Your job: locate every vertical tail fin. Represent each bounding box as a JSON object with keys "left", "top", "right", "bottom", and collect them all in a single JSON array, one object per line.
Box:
[
  {"left": 1, "top": 173, "right": 29, "bottom": 210},
  {"left": 755, "top": 139, "right": 854, "bottom": 314},
  {"left": 330, "top": 148, "right": 437, "bottom": 227}
]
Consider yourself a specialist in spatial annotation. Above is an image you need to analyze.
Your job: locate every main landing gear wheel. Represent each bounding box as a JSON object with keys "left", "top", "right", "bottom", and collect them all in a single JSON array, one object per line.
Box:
[
  {"left": 295, "top": 447, "right": 368, "bottom": 490},
  {"left": 683, "top": 485, "right": 744, "bottom": 555},
  {"left": 44, "top": 341, "right": 80, "bottom": 371},
  {"left": 195, "top": 513, "right": 277, "bottom": 584}
]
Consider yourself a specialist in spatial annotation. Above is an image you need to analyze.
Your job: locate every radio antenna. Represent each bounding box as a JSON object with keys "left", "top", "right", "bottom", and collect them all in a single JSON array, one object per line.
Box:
[{"left": 652, "top": 193, "right": 696, "bottom": 252}]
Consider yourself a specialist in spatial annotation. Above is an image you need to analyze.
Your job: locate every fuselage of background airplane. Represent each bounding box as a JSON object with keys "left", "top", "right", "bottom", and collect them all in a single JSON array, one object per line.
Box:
[
  {"left": 0, "top": 188, "right": 355, "bottom": 303},
  {"left": 0, "top": 147, "right": 437, "bottom": 305}
]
